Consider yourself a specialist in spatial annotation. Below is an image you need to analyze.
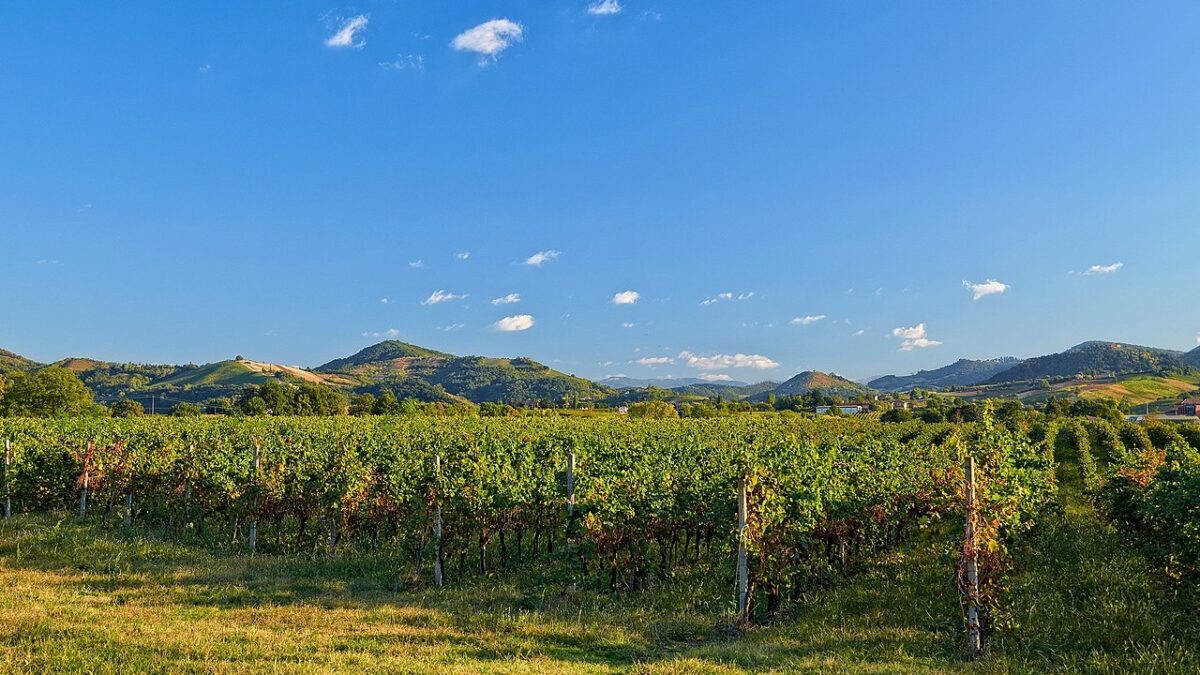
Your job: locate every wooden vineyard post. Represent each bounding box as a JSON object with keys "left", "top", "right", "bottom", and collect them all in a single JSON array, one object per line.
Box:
[
  {"left": 248, "top": 443, "right": 261, "bottom": 553},
  {"left": 566, "top": 451, "right": 576, "bottom": 519},
  {"left": 962, "top": 456, "right": 982, "bottom": 659},
  {"left": 78, "top": 440, "right": 94, "bottom": 519},
  {"left": 124, "top": 493, "right": 133, "bottom": 528},
  {"left": 736, "top": 476, "right": 750, "bottom": 623},
  {"left": 433, "top": 453, "right": 444, "bottom": 588},
  {"left": 3, "top": 439, "right": 11, "bottom": 520}
]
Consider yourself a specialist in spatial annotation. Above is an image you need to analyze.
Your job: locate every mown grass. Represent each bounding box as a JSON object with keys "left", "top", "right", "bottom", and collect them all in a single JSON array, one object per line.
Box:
[{"left": 1, "top": 466, "right": 1199, "bottom": 674}]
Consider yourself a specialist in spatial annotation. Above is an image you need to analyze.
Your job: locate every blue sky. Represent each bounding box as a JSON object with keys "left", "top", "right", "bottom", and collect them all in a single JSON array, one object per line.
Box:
[{"left": 3, "top": 2, "right": 1199, "bottom": 383}]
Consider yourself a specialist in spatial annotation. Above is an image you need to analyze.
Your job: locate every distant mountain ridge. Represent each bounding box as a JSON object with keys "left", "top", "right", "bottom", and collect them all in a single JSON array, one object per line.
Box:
[{"left": 869, "top": 357, "right": 1022, "bottom": 392}]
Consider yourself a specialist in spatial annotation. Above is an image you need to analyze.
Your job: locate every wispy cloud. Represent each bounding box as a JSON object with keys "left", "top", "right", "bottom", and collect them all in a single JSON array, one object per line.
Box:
[
  {"left": 452, "top": 19, "right": 524, "bottom": 63},
  {"left": 1081, "top": 262, "right": 1124, "bottom": 275},
  {"left": 524, "top": 250, "right": 561, "bottom": 266},
  {"left": 408, "top": 260, "right": 424, "bottom": 268},
  {"left": 325, "top": 15, "right": 368, "bottom": 49},
  {"left": 362, "top": 328, "right": 401, "bottom": 339},
  {"left": 635, "top": 356, "right": 673, "bottom": 366},
  {"left": 612, "top": 290, "right": 640, "bottom": 305},
  {"left": 421, "top": 290, "right": 468, "bottom": 305},
  {"left": 852, "top": 329, "right": 865, "bottom": 337},
  {"left": 701, "top": 291, "right": 754, "bottom": 305},
  {"left": 456, "top": 251, "right": 470, "bottom": 260},
  {"left": 492, "top": 293, "right": 521, "bottom": 305},
  {"left": 621, "top": 322, "right": 636, "bottom": 329},
  {"left": 678, "top": 351, "right": 779, "bottom": 370},
  {"left": 587, "top": 0, "right": 623, "bottom": 15},
  {"left": 790, "top": 314, "right": 826, "bottom": 326},
  {"left": 892, "top": 323, "right": 942, "bottom": 351},
  {"left": 379, "top": 298, "right": 389, "bottom": 304},
  {"left": 439, "top": 323, "right": 465, "bottom": 332},
  {"left": 493, "top": 314, "right": 534, "bottom": 332},
  {"left": 379, "top": 54, "right": 424, "bottom": 71},
  {"left": 963, "top": 279, "right": 1009, "bottom": 300}
]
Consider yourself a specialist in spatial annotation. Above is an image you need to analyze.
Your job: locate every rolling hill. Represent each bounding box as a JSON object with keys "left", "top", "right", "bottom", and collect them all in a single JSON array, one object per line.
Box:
[
  {"left": 869, "top": 357, "right": 1023, "bottom": 392},
  {"left": 315, "top": 341, "right": 612, "bottom": 404},
  {"left": 984, "top": 341, "right": 1189, "bottom": 385},
  {"left": 0, "top": 349, "right": 41, "bottom": 374},
  {"left": 1184, "top": 346, "right": 1200, "bottom": 369},
  {"left": 765, "top": 371, "right": 871, "bottom": 399}
]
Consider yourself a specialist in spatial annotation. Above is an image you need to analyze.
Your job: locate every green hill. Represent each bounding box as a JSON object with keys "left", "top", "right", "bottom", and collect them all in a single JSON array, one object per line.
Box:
[
  {"left": 0, "top": 349, "right": 41, "bottom": 375},
  {"left": 317, "top": 341, "right": 612, "bottom": 405},
  {"left": 869, "top": 357, "right": 1023, "bottom": 392},
  {"left": 985, "top": 341, "right": 1188, "bottom": 385},
  {"left": 769, "top": 371, "right": 871, "bottom": 399},
  {"left": 1183, "top": 345, "right": 1200, "bottom": 369}
]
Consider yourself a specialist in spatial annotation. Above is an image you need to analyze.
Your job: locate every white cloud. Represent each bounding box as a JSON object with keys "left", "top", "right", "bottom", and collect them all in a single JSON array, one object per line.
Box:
[
  {"left": 456, "top": 252, "right": 470, "bottom": 260},
  {"left": 852, "top": 329, "right": 865, "bottom": 336},
  {"left": 612, "top": 290, "right": 640, "bottom": 305},
  {"left": 421, "top": 290, "right": 468, "bottom": 305},
  {"left": 524, "top": 249, "right": 561, "bottom": 266},
  {"left": 493, "top": 314, "right": 534, "bottom": 332},
  {"left": 452, "top": 19, "right": 524, "bottom": 63},
  {"left": 622, "top": 322, "right": 636, "bottom": 329},
  {"left": 362, "top": 328, "right": 401, "bottom": 339},
  {"left": 701, "top": 291, "right": 754, "bottom": 305},
  {"left": 408, "top": 260, "right": 424, "bottom": 268},
  {"left": 963, "top": 279, "right": 1010, "bottom": 300},
  {"left": 325, "top": 15, "right": 368, "bottom": 49},
  {"left": 379, "top": 54, "right": 424, "bottom": 71},
  {"left": 379, "top": 298, "right": 389, "bottom": 304},
  {"left": 643, "top": 10, "right": 663, "bottom": 20},
  {"left": 891, "top": 323, "right": 943, "bottom": 351},
  {"left": 1082, "top": 262, "right": 1124, "bottom": 275},
  {"left": 492, "top": 293, "right": 521, "bottom": 305},
  {"left": 1195, "top": 333, "right": 1200, "bottom": 345},
  {"left": 698, "top": 373, "right": 733, "bottom": 382},
  {"left": 677, "top": 351, "right": 779, "bottom": 370},
  {"left": 635, "top": 356, "right": 673, "bottom": 366},
  {"left": 439, "top": 323, "right": 465, "bottom": 332},
  {"left": 791, "top": 314, "right": 826, "bottom": 326},
  {"left": 587, "top": 0, "right": 623, "bottom": 15}
]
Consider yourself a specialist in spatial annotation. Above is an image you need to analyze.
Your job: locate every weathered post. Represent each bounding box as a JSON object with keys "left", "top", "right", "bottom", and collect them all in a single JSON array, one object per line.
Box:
[
  {"left": 78, "top": 440, "right": 94, "bottom": 519},
  {"left": 566, "top": 451, "right": 576, "bottom": 519},
  {"left": 124, "top": 493, "right": 133, "bottom": 528},
  {"left": 736, "top": 476, "right": 750, "bottom": 623},
  {"left": 963, "top": 456, "right": 982, "bottom": 659},
  {"left": 433, "top": 453, "right": 444, "bottom": 588},
  {"left": 248, "top": 443, "right": 261, "bottom": 553},
  {"left": 3, "top": 439, "right": 11, "bottom": 519}
]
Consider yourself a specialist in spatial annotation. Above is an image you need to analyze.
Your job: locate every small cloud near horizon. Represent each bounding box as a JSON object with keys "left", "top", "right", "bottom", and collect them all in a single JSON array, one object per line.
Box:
[
  {"left": 493, "top": 314, "right": 534, "bottom": 332},
  {"left": 892, "top": 323, "right": 942, "bottom": 351},
  {"left": 791, "top": 314, "right": 825, "bottom": 326}
]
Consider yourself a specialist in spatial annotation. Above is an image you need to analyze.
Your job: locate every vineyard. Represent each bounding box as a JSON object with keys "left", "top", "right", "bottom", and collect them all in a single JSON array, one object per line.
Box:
[{"left": 1, "top": 413, "right": 1198, "bottom": 672}]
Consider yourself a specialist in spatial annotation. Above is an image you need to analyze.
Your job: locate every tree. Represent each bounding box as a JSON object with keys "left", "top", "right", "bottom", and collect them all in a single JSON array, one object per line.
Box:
[
  {"left": 349, "top": 393, "right": 376, "bottom": 416},
  {"left": 627, "top": 401, "right": 678, "bottom": 419},
  {"left": 110, "top": 399, "right": 145, "bottom": 417},
  {"left": 373, "top": 390, "right": 401, "bottom": 415},
  {"left": 881, "top": 408, "right": 913, "bottom": 423},
  {"left": 171, "top": 402, "right": 202, "bottom": 417},
  {"left": 0, "top": 367, "right": 102, "bottom": 417}
]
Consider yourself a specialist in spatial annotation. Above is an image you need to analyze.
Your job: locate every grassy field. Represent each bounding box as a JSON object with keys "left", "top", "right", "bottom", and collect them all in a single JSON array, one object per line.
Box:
[
  {"left": 1070, "top": 375, "right": 1199, "bottom": 406},
  {"left": 1, "top": 475, "right": 1198, "bottom": 673}
]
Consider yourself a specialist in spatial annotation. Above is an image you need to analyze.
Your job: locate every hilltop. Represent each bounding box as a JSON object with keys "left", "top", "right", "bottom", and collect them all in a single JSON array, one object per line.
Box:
[{"left": 769, "top": 371, "right": 870, "bottom": 399}]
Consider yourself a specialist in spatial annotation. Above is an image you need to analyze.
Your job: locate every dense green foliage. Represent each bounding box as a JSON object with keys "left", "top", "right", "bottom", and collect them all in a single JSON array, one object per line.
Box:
[
  {"left": 0, "top": 367, "right": 104, "bottom": 418},
  {"left": 0, "top": 415, "right": 1057, "bottom": 625}
]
